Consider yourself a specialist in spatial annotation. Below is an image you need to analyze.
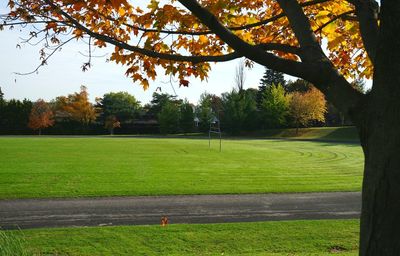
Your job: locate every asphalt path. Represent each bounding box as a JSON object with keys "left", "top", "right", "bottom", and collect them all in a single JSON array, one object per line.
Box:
[{"left": 0, "top": 192, "right": 361, "bottom": 230}]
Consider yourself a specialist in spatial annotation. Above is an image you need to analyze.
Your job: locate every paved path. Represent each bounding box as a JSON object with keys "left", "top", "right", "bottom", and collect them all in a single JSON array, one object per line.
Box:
[{"left": 0, "top": 192, "right": 361, "bottom": 230}]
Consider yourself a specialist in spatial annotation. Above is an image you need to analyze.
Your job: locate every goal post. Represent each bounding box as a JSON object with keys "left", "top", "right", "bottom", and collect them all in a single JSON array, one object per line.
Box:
[{"left": 208, "top": 115, "right": 222, "bottom": 152}]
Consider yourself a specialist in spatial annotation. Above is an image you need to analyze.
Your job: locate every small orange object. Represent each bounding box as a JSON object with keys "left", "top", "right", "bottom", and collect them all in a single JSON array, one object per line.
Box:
[{"left": 161, "top": 216, "right": 169, "bottom": 226}]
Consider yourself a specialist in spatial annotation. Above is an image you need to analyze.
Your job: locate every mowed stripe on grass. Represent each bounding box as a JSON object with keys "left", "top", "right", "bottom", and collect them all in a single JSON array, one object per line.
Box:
[{"left": 0, "top": 137, "right": 363, "bottom": 199}]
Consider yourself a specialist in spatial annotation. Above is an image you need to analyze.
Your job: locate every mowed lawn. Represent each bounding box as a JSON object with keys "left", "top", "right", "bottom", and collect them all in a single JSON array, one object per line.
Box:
[
  {"left": 3, "top": 220, "right": 359, "bottom": 256},
  {"left": 0, "top": 137, "right": 363, "bottom": 199}
]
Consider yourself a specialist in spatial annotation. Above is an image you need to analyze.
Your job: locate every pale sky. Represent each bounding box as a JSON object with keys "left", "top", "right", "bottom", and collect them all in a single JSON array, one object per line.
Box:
[
  {"left": 0, "top": 2, "right": 370, "bottom": 104},
  {"left": 0, "top": 0, "right": 266, "bottom": 104},
  {"left": 1, "top": 28, "right": 269, "bottom": 104}
]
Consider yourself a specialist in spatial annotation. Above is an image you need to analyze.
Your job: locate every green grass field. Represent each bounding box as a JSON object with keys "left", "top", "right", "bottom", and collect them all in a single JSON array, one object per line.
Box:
[
  {"left": 3, "top": 219, "right": 359, "bottom": 256},
  {"left": 0, "top": 136, "right": 363, "bottom": 199}
]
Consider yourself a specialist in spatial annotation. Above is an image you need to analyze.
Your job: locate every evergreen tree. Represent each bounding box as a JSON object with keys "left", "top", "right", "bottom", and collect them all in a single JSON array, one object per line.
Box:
[
  {"left": 0, "top": 99, "right": 33, "bottom": 133},
  {"left": 180, "top": 100, "right": 194, "bottom": 134},
  {"left": 257, "top": 68, "right": 286, "bottom": 109},
  {"left": 259, "top": 68, "right": 286, "bottom": 88},
  {"left": 148, "top": 92, "right": 178, "bottom": 118},
  {"left": 158, "top": 102, "right": 180, "bottom": 134}
]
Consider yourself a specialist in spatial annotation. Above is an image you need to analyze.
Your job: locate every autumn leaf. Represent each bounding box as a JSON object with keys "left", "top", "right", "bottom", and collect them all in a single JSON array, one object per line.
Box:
[
  {"left": 45, "top": 22, "right": 57, "bottom": 30},
  {"left": 179, "top": 79, "right": 189, "bottom": 87}
]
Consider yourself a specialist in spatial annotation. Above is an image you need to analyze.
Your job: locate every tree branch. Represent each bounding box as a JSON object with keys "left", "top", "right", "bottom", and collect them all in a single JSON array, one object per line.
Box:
[
  {"left": 276, "top": 0, "right": 364, "bottom": 117},
  {"left": 276, "top": 0, "right": 322, "bottom": 58},
  {"left": 44, "top": 0, "right": 300, "bottom": 65},
  {"left": 14, "top": 36, "right": 76, "bottom": 76},
  {"left": 43, "top": 0, "right": 243, "bottom": 64},
  {"left": 260, "top": 43, "right": 300, "bottom": 55},
  {"left": 346, "top": 0, "right": 379, "bottom": 64},
  {"left": 314, "top": 10, "right": 356, "bottom": 33},
  {"left": 177, "top": 0, "right": 312, "bottom": 79},
  {"left": 84, "top": 0, "right": 331, "bottom": 37}
]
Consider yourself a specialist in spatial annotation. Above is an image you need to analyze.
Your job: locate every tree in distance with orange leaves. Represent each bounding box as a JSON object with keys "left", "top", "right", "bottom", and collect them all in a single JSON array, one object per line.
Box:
[
  {"left": 54, "top": 86, "right": 97, "bottom": 126},
  {"left": 28, "top": 99, "right": 54, "bottom": 135},
  {"left": 2, "top": 0, "right": 399, "bottom": 254},
  {"left": 289, "top": 87, "right": 327, "bottom": 134}
]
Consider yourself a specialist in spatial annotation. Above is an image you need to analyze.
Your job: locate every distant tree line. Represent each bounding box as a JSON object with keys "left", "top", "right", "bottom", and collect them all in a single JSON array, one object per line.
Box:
[{"left": 0, "top": 68, "right": 364, "bottom": 135}]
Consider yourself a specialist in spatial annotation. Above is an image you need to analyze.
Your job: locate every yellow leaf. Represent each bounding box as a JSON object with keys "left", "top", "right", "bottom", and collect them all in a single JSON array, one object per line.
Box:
[
  {"left": 199, "top": 35, "right": 208, "bottom": 44},
  {"left": 118, "top": 7, "right": 126, "bottom": 16}
]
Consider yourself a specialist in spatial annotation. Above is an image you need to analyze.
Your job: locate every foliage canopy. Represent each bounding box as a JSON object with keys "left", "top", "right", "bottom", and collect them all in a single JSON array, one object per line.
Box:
[{"left": 2, "top": 0, "right": 373, "bottom": 92}]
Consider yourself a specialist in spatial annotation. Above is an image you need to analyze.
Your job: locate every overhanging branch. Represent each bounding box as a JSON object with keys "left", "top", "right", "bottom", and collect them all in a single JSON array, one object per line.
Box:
[
  {"left": 43, "top": 0, "right": 300, "bottom": 65},
  {"left": 346, "top": 0, "right": 379, "bottom": 64},
  {"left": 177, "top": 0, "right": 312, "bottom": 79},
  {"left": 277, "top": 0, "right": 364, "bottom": 115},
  {"left": 85, "top": 0, "right": 332, "bottom": 37}
]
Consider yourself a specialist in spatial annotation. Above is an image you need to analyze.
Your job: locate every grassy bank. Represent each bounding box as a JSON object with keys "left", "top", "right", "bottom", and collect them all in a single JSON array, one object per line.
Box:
[
  {"left": 245, "top": 126, "right": 359, "bottom": 142},
  {"left": 4, "top": 219, "right": 359, "bottom": 256},
  {"left": 0, "top": 137, "right": 363, "bottom": 199}
]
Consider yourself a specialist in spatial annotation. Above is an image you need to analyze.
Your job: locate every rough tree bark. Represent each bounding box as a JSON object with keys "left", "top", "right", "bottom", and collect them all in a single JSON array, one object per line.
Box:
[{"left": 358, "top": 1, "right": 400, "bottom": 254}]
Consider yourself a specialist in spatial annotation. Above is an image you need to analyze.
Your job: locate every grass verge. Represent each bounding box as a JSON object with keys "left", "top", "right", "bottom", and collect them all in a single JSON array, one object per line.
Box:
[
  {"left": 0, "top": 229, "right": 29, "bottom": 256},
  {"left": 5, "top": 219, "right": 359, "bottom": 256}
]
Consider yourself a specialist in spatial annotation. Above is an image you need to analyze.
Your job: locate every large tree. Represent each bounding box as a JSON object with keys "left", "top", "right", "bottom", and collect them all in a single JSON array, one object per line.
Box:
[
  {"left": 2, "top": 0, "right": 398, "bottom": 254},
  {"left": 180, "top": 100, "right": 195, "bottom": 134},
  {"left": 54, "top": 86, "right": 97, "bottom": 126},
  {"left": 148, "top": 92, "right": 178, "bottom": 118},
  {"left": 221, "top": 89, "right": 257, "bottom": 134},
  {"left": 97, "top": 91, "right": 140, "bottom": 124},
  {"left": 158, "top": 101, "right": 180, "bottom": 134}
]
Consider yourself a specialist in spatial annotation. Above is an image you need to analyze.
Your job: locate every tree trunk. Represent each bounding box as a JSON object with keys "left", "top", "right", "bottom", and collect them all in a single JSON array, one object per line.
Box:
[
  {"left": 38, "top": 128, "right": 41, "bottom": 136},
  {"left": 358, "top": 1, "right": 400, "bottom": 255}
]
